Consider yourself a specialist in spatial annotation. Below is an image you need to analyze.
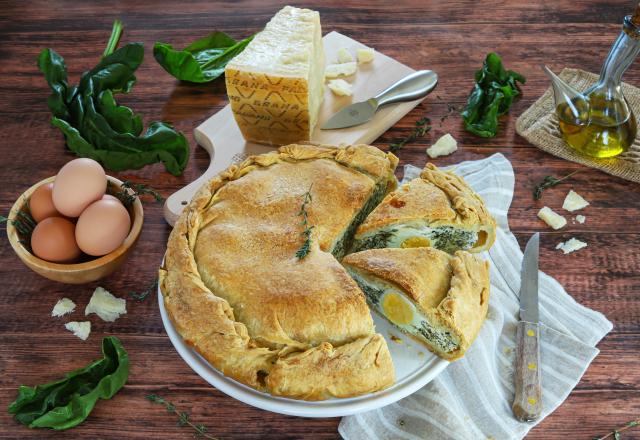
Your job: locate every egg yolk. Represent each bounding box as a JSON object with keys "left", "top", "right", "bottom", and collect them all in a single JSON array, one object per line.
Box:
[
  {"left": 401, "top": 236, "right": 431, "bottom": 248},
  {"left": 381, "top": 292, "right": 414, "bottom": 325}
]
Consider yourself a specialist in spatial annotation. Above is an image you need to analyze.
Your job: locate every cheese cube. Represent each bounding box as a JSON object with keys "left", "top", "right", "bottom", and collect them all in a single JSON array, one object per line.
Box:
[
  {"left": 325, "top": 62, "right": 357, "bottom": 78},
  {"left": 538, "top": 206, "right": 567, "bottom": 230},
  {"left": 225, "top": 6, "right": 325, "bottom": 145},
  {"left": 337, "top": 48, "right": 353, "bottom": 63},
  {"left": 575, "top": 215, "right": 586, "bottom": 224},
  {"left": 327, "top": 79, "right": 353, "bottom": 96},
  {"left": 556, "top": 238, "right": 587, "bottom": 254},
  {"left": 52, "top": 298, "right": 76, "bottom": 317},
  {"left": 65, "top": 321, "right": 91, "bottom": 341},
  {"left": 357, "top": 47, "right": 375, "bottom": 64},
  {"left": 563, "top": 190, "right": 589, "bottom": 212},
  {"left": 427, "top": 133, "right": 458, "bottom": 158}
]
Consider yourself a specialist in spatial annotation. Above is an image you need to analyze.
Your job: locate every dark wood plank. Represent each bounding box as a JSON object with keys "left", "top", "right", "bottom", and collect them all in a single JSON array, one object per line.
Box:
[{"left": 0, "top": 0, "right": 639, "bottom": 439}]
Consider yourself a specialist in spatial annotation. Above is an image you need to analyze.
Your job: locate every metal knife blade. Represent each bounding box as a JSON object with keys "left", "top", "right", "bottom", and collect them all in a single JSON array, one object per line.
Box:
[
  {"left": 321, "top": 99, "right": 378, "bottom": 130},
  {"left": 321, "top": 70, "right": 438, "bottom": 130},
  {"left": 519, "top": 233, "right": 540, "bottom": 323}
]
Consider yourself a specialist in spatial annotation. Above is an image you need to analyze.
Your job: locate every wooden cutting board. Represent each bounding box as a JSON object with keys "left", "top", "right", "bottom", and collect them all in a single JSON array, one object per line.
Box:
[{"left": 163, "top": 31, "right": 427, "bottom": 225}]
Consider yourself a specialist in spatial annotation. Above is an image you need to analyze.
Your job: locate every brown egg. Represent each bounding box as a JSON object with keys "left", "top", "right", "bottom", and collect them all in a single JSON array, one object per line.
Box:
[
  {"left": 31, "top": 217, "right": 82, "bottom": 263},
  {"left": 52, "top": 158, "right": 107, "bottom": 217},
  {"left": 29, "top": 183, "right": 62, "bottom": 222},
  {"left": 75, "top": 199, "right": 131, "bottom": 256},
  {"left": 101, "top": 194, "right": 120, "bottom": 203}
]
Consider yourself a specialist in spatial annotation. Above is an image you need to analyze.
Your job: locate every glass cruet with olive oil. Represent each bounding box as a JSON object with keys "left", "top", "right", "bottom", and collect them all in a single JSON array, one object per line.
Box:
[{"left": 543, "top": 3, "right": 640, "bottom": 158}]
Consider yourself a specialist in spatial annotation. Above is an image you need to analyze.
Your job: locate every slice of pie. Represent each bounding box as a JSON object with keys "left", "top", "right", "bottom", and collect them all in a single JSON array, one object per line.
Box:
[
  {"left": 160, "top": 144, "right": 398, "bottom": 400},
  {"left": 353, "top": 163, "right": 496, "bottom": 253},
  {"left": 343, "top": 247, "right": 490, "bottom": 360}
]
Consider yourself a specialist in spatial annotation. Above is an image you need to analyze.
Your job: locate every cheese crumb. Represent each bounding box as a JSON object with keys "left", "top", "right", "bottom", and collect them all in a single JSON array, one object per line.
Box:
[
  {"left": 538, "top": 206, "right": 567, "bottom": 230},
  {"left": 52, "top": 298, "right": 76, "bottom": 317},
  {"left": 427, "top": 133, "right": 458, "bottom": 158},
  {"left": 325, "top": 62, "right": 357, "bottom": 78},
  {"left": 85, "top": 287, "right": 127, "bottom": 322},
  {"left": 562, "top": 190, "right": 589, "bottom": 212},
  {"left": 327, "top": 79, "right": 353, "bottom": 96},
  {"left": 65, "top": 321, "right": 91, "bottom": 341},
  {"left": 357, "top": 47, "right": 375, "bottom": 64},
  {"left": 575, "top": 215, "right": 586, "bottom": 224},
  {"left": 556, "top": 238, "right": 588, "bottom": 254},
  {"left": 337, "top": 48, "right": 353, "bottom": 63}
]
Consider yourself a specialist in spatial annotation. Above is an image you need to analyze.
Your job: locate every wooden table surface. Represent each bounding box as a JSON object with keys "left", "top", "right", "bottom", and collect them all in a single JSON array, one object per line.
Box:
[{"left": 1, "top": 0, "right": 639, "bottom": 438}]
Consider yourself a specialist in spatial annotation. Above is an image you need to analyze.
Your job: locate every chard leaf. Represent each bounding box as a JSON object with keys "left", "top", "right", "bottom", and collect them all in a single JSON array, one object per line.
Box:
[
  {"left": 37, "top": 22, "right": 190, "bottom": 176},
  {"left": 153, "top": 31, "right": 254, "bottom": 83},
  {"left": 461, "top": 52, "right": 525, "bottom": 138},
  {"left": 8, "top": 336, "right": 129, "bottom": 430}
]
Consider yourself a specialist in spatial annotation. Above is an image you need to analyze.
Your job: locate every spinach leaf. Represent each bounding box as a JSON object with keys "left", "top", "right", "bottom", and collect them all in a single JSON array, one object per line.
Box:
[
  {"left": 8, "top": 336, "right": 129, "bottom": 430},
  {"left": 461, "top": 52, "right": 525, "bottom": 138},
  {"left": 37, "top": 20, "right": 190, "bottom": 176},
  {"left": 153, "top": 31, "right": 254, "bottom": 83}
]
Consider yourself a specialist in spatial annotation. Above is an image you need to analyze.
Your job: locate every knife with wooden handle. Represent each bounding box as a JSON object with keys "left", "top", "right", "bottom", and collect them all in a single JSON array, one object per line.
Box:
[{"left": 512, "top": 232, "right": 542, "bottom": 422}]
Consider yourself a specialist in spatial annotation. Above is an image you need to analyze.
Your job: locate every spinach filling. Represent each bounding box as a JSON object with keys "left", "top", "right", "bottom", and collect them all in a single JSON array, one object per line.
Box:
[
  {"left": 331, "top": 181, "right": 388, "bottom": 260},
  {"left": 353, "top": 225, "right": 477, "bottom": 254},
  {"left": 349, "top": 273, "right": 384, "bottom": 307},
  {"left": 429, "top": 226, "right": 477, "bottom": 253},
  {"left": 352, "top": 229, "right": 397, "bottom": 252},
  {"left": 413, "top": 321, "right": 458, "bottom": 353}
]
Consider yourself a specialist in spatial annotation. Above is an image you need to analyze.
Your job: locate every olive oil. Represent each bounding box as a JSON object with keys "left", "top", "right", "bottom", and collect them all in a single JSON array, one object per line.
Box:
[{"left": 557, "top": 95, "right": 636, "bottom": 158}]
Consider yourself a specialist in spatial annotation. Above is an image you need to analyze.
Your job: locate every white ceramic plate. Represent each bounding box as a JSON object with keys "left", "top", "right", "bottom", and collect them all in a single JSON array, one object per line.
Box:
[{"left": 159, "top": 286, "right": 448, "bottom": 418}]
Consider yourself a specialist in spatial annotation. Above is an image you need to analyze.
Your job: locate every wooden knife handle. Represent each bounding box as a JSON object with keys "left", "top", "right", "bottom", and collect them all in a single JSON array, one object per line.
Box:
[{"left": 512, "top": 321, "right": 542, "bottom": 422}]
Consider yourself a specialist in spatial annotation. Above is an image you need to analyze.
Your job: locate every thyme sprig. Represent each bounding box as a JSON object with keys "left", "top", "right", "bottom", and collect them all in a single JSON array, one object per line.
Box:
[
  {"left": 533, "top": 170, "right": 580, "bottom": 200},
  {"left": 593, "top": 418, "right": 640, "bottom": 440},
  {"left": 295, "top": 186, "right": 314, "bottom": 260},
  {"left": 128, "top": 278, "right": 158, "bottom": 302},
  {"left": 109, "top": 181, "right": 165, "bottom": 207},
  {"left": 146, "top": 394, "right": 219, "bottom": 439},
  {"left": 389, "top": 116, "right": 431, "bottom": 153}
]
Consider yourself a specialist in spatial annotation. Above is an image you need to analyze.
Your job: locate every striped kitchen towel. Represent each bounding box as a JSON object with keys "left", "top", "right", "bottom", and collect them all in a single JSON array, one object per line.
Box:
[{"left": 339, "top": 153, "right": 612, "bottom": 440}]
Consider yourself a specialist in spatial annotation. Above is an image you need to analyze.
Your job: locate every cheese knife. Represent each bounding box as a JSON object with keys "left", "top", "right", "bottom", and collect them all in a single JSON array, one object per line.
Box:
[
  {"left": 512, "top": 232, "right": 542, "bottom": 422},
  {"left": 321, "top": 70, "right": 438, "bottom": 130}
]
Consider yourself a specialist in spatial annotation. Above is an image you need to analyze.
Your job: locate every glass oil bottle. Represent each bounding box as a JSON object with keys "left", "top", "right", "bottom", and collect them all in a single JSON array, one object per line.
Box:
[{"left": 544, "top": 5, "right": 640, "bottom": 158}]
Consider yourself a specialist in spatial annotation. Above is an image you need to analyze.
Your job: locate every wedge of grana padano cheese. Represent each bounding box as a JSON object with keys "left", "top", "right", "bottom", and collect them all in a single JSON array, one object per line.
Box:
[{"left": 225, "top": 6, "right": 325, "bottom": 145}]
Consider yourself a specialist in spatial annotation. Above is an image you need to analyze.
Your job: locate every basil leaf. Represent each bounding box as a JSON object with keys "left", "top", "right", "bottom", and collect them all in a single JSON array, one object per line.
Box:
[
  {"left": 461, "top": 52, "right": 525, "bottom": 138},
  {"left": 153, "top": 32, "right": 254, "bottom": 83},
  {"left": 8, "top": 336, "right": 129, "bottom": 431},
  {"left": 37, "top": 23, "right": 190, "bottom": 176}
]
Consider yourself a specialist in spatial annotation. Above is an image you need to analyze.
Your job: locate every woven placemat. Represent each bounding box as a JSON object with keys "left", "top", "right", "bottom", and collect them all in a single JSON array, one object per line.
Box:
[{"left": 516, "top": 68, "right": 640, "bottom": 183}]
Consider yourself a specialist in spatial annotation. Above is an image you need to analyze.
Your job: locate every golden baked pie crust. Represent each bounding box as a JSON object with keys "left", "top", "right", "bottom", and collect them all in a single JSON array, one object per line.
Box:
[
  {"left": 160, "top": 144, "right": 398, "bottom": 400},
  {"left": 355, "top": 163, "right": 497, "bottom": 252},
  {"left": 343, "top": 247, "right": 490, "bottom": 360}
]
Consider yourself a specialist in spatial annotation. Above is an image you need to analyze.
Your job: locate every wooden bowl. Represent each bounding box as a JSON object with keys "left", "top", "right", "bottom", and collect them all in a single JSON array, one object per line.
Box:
[{"left": 6, "top": 176, "right": 143, "bottom": 284}]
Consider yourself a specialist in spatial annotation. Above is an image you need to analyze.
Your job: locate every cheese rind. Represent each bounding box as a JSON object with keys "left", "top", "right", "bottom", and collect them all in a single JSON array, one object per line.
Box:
[
  {"left": 225, "top": 6, "right": 325, "bottom": 145},
  {"left": 327, "top": 79, "right": 353, "bottom": 96},
  {"left": 325, "top": 62, "right": 357, "bottom": 78},
  {"left": 427, "top": 133, "right": 458, "bottom": 158},
  {"left": 563, "top": 190, "right": 589, "bottom": 212},
  {"left": 538, "top": 206, "right": 567, "bottom": 230}
]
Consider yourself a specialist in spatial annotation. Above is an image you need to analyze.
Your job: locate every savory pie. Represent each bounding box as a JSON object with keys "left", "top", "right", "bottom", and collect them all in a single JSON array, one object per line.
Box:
[
  {"left": 160, "top": 144, "right": 398, "bottom": 400},
  {"left": 160, "top": 143, "right": 493, "bottom": 400},
  {"left": 353, "top": 164, "right": 496, "bottom": 253},
  {"left": 343, "top": 247, "right": 490, "bottom": 360}
]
